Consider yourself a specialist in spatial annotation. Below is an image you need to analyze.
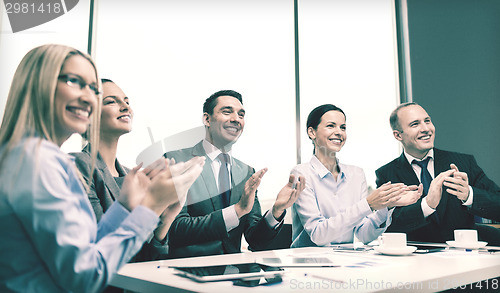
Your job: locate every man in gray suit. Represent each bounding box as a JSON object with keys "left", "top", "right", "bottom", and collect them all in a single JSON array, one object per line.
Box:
[{"left": 163, "top": 90, "right": 305, "bottom": 258}]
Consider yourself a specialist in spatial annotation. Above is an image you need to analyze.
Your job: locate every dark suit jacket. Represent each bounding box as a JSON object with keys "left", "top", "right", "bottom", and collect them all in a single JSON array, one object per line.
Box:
[
  {"left": 164, "top": 141, "right": 280, "bottom": 259},
  {"left": 376, "top": 148, "right": 500, "bottom": 243},
  {"left": 71, "top": 145, "right": 128, "bottom": 221}
]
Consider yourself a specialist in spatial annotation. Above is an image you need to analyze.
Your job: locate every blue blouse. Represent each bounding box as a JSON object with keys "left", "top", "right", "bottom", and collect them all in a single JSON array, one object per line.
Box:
[
  {"left": 0, "top": 137, "right": 159, "bottom": 292},
  {"left": 291, "top": 156, "right": 394, "bottom": 247}
]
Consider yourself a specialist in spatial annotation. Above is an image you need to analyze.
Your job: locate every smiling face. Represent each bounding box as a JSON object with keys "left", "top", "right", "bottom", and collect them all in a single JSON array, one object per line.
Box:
[
  {"left": 203, "top": 95, "right": 245, "bottom": 150},
  {"left": 394, "top": 104, "right": 435, "bottom": 159},
  {"left": 308, "top": 110, "right": 346, "bottom": 157},
  {"left": 100, "top": 81, "right": 133, "bottom": 138},
  {"left": 54, "top": 55, "right": 98, "bottom": 146}
]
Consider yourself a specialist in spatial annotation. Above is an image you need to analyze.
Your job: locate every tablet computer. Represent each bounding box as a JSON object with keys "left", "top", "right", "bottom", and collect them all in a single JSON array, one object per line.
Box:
[{"left": 170, "top": 263, "right": 284, "bottom": 282}]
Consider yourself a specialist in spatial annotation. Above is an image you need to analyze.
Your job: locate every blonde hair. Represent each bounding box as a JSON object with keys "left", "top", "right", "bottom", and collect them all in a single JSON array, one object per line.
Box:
[{"left": 0, "top": 44, "right": 101, "bottom": 177}]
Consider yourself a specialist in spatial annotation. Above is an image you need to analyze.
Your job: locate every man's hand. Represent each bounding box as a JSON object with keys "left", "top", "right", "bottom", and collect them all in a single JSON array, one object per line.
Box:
[
  {"left": 235, "top": 168, "right": 267, "bottom": 218},
  {"left": 388, "top": 184, "right": 423, "bottom": 208},
  {"left": 444, "top": 164, "right": 470, "bottom": 202},
  {"left": 271, "top": 174, "right": 306, "bottom": 220},
  {"left": 426, "top": 169, "right": 455, "bottom": 209}
]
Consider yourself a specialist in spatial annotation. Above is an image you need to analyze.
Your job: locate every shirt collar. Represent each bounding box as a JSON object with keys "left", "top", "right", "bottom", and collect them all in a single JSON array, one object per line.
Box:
[
  {"left": 404, "top": 148, "right": 434, "bottom": 165},
  {"left": 310, "top": 155, "right": 345, "bottom": 180},
  {"left": 202, "top": 139, "right": 232, "bottom": 163}
]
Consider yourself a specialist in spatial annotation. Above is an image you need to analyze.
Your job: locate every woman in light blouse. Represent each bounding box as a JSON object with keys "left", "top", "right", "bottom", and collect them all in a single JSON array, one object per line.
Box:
[{"left": 291, "top": 104, "right": 421, "bottom": 247}]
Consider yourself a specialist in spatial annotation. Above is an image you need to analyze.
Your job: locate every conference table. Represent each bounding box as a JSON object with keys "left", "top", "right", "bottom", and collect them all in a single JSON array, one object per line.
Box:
[{"left": 110, "top": 245, "right": 500, "bottom": 292}]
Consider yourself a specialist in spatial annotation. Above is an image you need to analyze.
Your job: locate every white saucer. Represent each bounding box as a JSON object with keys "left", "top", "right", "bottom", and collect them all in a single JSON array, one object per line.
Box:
[
  {"left": 373, "top": 245, "right": 417, "bottom": 256},
  {"left": 446, "top": 241, "right": 488, "bottom": 249}
]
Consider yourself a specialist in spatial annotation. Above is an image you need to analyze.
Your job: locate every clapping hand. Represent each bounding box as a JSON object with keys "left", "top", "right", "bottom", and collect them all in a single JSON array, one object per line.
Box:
[
  {"left": 140, "top": 157, "right": 205, "bottom": 216},
  {"left": 271, "top": 173, "right": 306, "bottom": 220},
  {"left": 118, "top": 163, "right": 149, "bottom": 212},
  {"left": 152, "top": 157, "right": 206, "bottom": 241},
  {"left": 367, "top": 182, "right": 407, "bottom": 211},
  {"left": 388, "top": 184, "right": 423, "bottom": 208},
  {"left": 426, "top": 169, "right": 455, "bottom": 208},
  {"left": 444, "top": 164, "right": 470, "bottom": 201},
  {"left": 235, "top": 168, "right": 267, "bottom": 218}
]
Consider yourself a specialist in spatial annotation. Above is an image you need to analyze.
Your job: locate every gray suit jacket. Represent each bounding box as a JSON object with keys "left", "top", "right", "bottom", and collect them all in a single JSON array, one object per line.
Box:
[
  {"left": 71, "top": 145, "right": 128, "bottom": 221},
  {"left": 164, "top": 141, "right": 280, "bottom": 258}
]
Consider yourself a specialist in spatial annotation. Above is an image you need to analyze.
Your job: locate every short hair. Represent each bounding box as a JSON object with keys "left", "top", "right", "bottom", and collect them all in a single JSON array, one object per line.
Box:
[
  {"left": 0, "top": 44, "right": 101, "bottom": 173},
  {"left": 203, "top": 90, "right": 243, "bottom": 115},
  {"left": 389, "top": 102, "right": 418, "bottom": 131},
  {"left": 306, "top": 104, "right": 346, "bottom": 139}
]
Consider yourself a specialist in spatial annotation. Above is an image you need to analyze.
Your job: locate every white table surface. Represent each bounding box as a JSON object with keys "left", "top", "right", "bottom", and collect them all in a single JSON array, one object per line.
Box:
[{"left": 110, "top": 246, "right": 500, "bottom": 292}]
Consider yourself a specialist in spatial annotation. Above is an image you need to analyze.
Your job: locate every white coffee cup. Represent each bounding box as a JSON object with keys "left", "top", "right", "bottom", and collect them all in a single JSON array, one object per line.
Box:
[
  {"left": 454, "top": 229, "right": 478, "bottom": 244},
  {"left": 378, "top": 233, "right": 407, "bottom": 248}
]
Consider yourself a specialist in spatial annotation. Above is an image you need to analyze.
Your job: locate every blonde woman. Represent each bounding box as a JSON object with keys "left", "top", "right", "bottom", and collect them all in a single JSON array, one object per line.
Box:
[{"left": 0, "top": 44, "right": 204, "bottom": 292}]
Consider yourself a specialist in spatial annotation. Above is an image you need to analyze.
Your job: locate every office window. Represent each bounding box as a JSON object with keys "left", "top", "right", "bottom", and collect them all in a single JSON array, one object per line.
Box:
[
  {"left": 94, "top": 0, "right": 296, "bottom": 208},
  {"left": 298, "top": 0, "right": 400, "bottom": 188}
]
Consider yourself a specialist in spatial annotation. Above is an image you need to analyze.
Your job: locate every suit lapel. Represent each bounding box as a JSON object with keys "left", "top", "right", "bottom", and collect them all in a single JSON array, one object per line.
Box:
[
  {"left": 396, "top": 153, "right": 420, "bottom": 186},
  {"left": 433, "top": 148, "right": 450, "bottom": 174},
  {"left": 96, "top": 153, "right": 122, "bottom": 201},
  {"left": 115, "top": 159, "right": 129, "bottom": 176},
  {"left": 192, "top": 142, "right": 223, "bottom": 210},
  {"left": 432, "top": 148, "right": 450, "bottom": 220},
  {"left": 83, "top": 145, "right": 122, "bottom": 201}
]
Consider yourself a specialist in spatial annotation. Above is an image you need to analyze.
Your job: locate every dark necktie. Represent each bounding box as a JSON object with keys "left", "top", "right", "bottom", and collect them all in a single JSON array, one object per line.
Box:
[
  {"left": 413, "top": 157, "right": 439, "bottom": 224},
  {"left": 413, "top": 157, "right": 432, "bottom": 196},
  {"left": 218, "top": 153, "right": 231, "bottom": 208}
]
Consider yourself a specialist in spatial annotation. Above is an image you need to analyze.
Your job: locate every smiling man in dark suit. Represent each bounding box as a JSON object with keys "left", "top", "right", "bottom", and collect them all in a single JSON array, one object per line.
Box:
[
  {"left": 376, "top": 102, "right": 500, "bottom": 245},
  {"left": 162, "top": 90, "right": 305, "bottom": 258}
]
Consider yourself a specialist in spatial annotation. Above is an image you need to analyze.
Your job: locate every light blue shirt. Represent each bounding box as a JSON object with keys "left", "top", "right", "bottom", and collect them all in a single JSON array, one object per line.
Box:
[
  {"left": 0, "top": 137, "right": 159, "bottom": 293},
  {"left": 291, "top": 156, "right": 394, "bottom": 247}
]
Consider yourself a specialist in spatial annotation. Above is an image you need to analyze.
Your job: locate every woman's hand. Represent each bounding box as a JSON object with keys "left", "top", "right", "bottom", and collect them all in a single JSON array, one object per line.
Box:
[
  {"left": 141, "top": 157, "right": 205, "bottom": 216},
  {"left": 118, "top": 163, "right": 149, "bottom": 212},
  {"left": 388, "top": 184, "right": 423, "bottom": 208},
  {"left": 366, "top": 182, "right": 407, "bottom": 211}
]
